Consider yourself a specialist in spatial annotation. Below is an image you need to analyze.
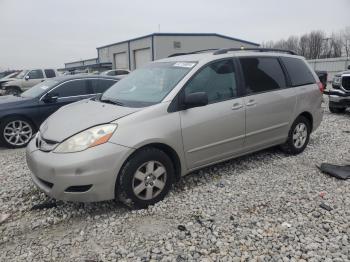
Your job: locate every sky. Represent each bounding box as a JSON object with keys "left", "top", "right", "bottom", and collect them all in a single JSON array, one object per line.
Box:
[{"left": 0, "top": 0, "right": 349, "bottom": 70}]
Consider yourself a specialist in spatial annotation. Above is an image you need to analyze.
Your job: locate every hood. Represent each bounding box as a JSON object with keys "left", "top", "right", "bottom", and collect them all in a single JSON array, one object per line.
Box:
[
  {"left": 2, "top": 78, "right": 19, "bottom": 86},
  {"left": 335, "top": 71, "right": 350, "bottom": 77},
  {"left": 0, "top": 95, "right": 32, "bottom": 108},
  {"left": 40, "top": 99, "right": 140, "bottom": 142}
]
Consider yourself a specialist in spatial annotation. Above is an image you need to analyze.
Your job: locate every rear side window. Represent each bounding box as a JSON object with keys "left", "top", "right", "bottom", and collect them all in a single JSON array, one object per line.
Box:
[
  {"left": 280, "top": 57, "right": 315, "bottom": 86},
  {"left": 91, "top": 79, "right": 117, "bottom": 93},
  {"left": 44, "top": 69, "right": 56, "bottom": 78},
  {"left": 185, "top": 59, "right": 237, "bottom": 104},
  {"left": 53, "top": 80, "right": 90, "bottom": 97},
  {"left": 239, "top": 57, "right": 286, "bottom": 94}
]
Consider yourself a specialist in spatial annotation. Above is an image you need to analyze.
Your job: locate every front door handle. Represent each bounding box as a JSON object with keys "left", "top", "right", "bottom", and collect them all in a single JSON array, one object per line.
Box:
[
  {"left": 246, "top": 99, "right": 256, "bottom": 106},
  {"left": 232, "top": 103, "right": 243, "bottom": 110}
]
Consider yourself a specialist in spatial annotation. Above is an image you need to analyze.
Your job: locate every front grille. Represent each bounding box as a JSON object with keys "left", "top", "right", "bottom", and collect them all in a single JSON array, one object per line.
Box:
[
  {"left": 36, "top": 134, "right": 58, "bottom": 152},
  {"left": 342, "top": 76, "right": 350, "bottom": 91}
]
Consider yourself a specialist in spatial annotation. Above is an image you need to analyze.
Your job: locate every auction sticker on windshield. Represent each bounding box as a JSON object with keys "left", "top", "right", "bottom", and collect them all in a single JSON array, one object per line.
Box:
[{"left": 173, "top": 62, "right": 196, "bottom": 68}]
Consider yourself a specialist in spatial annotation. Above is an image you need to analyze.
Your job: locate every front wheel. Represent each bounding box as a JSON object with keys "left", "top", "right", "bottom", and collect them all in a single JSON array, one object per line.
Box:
[
  {"left": 0, "top": 117, "right": 35, "bottom": 148},
  {"left": 117, "top": 148, "right": 174, "bottom": 208},
  {"left": 4, "top": 87, "right": 21, "bottom": 96},
  {"left": 280, "top": 116, "right": 311, "bottom": 155}
]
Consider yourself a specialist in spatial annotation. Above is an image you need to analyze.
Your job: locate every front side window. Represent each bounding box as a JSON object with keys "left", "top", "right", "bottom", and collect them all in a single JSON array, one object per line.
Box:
[
  {"left": 52, "top": 80, "right": 90, "bottom": 97},
  {"left": 101, "top": 62, "right": 195, "bottom": 107},
  {"left": 21, "top": 80, "right": 58, "bottom": 98},
  {"left": 28, "top": 69, "right": 44, "bottom": 79},
  {"left": 281, "top": 57, "right": 315, "bottom": 86},
  {"left": 184, "top": 59, "right": 237, "bottom": 103},
  {"left": 239, "top": 57, "right": 286, "bottom": 94}
]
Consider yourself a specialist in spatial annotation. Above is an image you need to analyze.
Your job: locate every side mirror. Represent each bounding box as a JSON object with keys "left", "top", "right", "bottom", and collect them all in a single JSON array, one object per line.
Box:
[
  {"left": 183, "top": 92, "right": 208, "bottom": 109},
  {"left": 25, "top": 75, "right": 29, "bottom": 80},
  {"left": 42, "top": 93, "right": 58, "bottom": 103},
  {"left": 348, "top": 65, "right": 350, "bottom": 70}
]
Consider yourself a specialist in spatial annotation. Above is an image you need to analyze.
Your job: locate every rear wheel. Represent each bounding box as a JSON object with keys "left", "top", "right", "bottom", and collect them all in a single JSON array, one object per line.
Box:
[
  {"left": 329, "top": 105, "right": 346, "bottom": 114},
  {"left": 117, "top": 147, "right": 174, "bottom": 208},
  {"left": 0, "top": 117, "right": 34, "bottom": 148},
  {"left": 280, "top": 116, "right": 311, "bottom": 155}
]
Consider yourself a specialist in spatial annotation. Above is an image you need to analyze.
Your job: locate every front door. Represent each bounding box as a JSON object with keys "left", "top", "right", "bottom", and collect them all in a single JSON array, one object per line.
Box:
[
  {"left": 38, "top": 79, "right": 94, "bottom": 124},
  {"left": 239, "top": 57, "right": 296, "bottom": 151},
  {"left": 23, "top": 69, "right": 45, "bottom": 89},
  {"left": 180, "top": 59, "right": 246, "bottom": 170}
]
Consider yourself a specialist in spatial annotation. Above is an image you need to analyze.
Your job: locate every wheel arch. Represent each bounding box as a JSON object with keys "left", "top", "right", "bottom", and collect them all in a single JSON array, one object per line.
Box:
[
  {"left": 119, "top": 142, "right": 182, "bottom": 184},
  {"left": 0, "top": 114, "right": 38, "bottom": 131},
  {"left": 298, "top": 111, "right": 313, "bottom": 131}
]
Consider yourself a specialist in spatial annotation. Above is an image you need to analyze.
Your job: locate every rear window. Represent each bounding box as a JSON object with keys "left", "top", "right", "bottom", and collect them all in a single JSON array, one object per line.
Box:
[
  {"left": 44, "top": 69, "right": 56, "bottom": 78},
  {"left": 281, "top": 57, "right": 315, "bottom": 86}
]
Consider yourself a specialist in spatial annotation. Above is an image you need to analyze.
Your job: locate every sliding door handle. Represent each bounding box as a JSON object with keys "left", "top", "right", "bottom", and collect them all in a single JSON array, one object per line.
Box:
[
  {"left": 232, "top": 103, "right": 243, "bottom": 110},
  {"left": 246, "top": 100, "right": 257, "bottom": 106}
]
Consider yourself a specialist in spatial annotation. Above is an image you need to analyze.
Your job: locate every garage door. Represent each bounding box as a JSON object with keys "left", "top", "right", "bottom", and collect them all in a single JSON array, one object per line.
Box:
[
  {"left": 114, "top": 52, "right": 128, "bottom": 69},
  {"left": 134, "top": 48, "right": 151, "bottom": 69}
]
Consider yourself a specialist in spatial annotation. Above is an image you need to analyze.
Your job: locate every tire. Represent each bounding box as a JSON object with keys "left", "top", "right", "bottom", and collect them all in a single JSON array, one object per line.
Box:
[
  {"left": 0, "top": 116, "right": 35, "bottom": 148},
  {"left": 117, "top": 147, "right": 174, "bottom": 208},
  {"left": 5, "top": 87, "right": 21, "bottom": 96},
  {"left": 280, "top": 116, "right": 311, "bottom": 155},
  {"left": 329, "top": 105, "right": 346, "bottom": 114}
]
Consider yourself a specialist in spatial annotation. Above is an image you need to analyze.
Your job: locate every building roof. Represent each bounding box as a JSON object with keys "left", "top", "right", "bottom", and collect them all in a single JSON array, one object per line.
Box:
[{"left": 96, "top": 33, "right": 259, "bottom": 49}]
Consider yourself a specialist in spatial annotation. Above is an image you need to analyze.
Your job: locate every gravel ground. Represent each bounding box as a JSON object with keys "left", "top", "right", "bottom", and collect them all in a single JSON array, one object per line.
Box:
[{"left": 0, "top": 103, "right": 349, "bottom": 262}]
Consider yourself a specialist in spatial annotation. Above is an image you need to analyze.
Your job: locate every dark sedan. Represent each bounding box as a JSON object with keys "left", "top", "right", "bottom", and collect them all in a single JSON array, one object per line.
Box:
[{"left": 0, "top": 75, "right": 119, "bottom": 148}]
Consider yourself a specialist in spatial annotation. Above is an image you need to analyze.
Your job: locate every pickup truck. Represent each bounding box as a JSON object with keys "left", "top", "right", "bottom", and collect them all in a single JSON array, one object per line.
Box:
[
  {"left": 327, "top": 65, "right": 350, "bottom": 113},
  {"left": 0, "top": 69, "right": 58, "bottom": 96}
]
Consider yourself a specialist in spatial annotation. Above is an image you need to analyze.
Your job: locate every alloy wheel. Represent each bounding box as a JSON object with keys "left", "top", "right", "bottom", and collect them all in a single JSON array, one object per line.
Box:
[
  {"left": 132, "top": 160, "right": 167, "bottom": 200},
  {"left": 292, "top": 123, "right": 307, "bottom": 149},
  {"left": 3, "top": 120, "right": 33, "bottom": 146}
]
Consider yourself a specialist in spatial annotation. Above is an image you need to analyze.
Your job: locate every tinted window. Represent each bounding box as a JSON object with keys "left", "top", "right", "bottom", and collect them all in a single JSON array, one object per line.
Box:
[
  {"left": 116, "top": 70, "right": 129, "bottom": 75},
  {"left": 28, "top": 69, "right": 44, "bottom": 79},
  {"left": 44, "top": 69, "right": 56, "bottom": 78},
  {"left": 91, "top": 79, "right": 117, "bottom": 93},
  {"left": 53, "top": 80, "right": 90, "bottom": 97},
  {"left": 239, "top": 57, "right": 286, "bottom": 94},
  {"left": 185, "top": 59, "right": 237, "bottom": 103},
  {"left": 281, "top": 57, "right": 315, "bottom": 86}
]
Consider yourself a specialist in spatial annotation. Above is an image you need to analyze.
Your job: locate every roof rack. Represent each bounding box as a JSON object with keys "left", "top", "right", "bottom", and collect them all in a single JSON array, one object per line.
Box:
[
  {"left": 213, "top": 47, "right": 296, "bottom": 55},
  {"left": 168, "top": 49, "right": 219, "bottom": 57}
]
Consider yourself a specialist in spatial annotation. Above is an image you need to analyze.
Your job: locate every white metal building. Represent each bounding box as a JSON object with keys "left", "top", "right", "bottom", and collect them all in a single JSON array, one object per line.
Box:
[
  {"left": 307, "top": 57, "right": 350, "bottom": 81},
  {"left": 97, "top": 33, "right": 259, "bottom": 70},
  {"left": 63, "top": 58, "right": 112, "bottom": 73}
]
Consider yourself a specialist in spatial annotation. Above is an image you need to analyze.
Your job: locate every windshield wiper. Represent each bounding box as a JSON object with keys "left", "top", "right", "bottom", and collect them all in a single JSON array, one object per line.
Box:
[{"left": 100, "top": 98, "right": 124, "bottom": 106}]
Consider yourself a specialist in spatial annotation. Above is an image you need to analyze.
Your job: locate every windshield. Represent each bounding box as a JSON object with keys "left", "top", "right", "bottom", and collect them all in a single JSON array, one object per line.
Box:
[
  {"left": 15, "top": 70, "right": 29, "bottom": 79},
  {"left": 21, "top": 80, "right": 58, "bottom": 98},
  {"left": 101, "top": 62, "right": 196, "bottom": 107}
]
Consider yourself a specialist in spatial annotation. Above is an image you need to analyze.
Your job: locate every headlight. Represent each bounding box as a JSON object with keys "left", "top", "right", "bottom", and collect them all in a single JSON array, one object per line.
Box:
[
  {"left": 53, "top": 124, "right": 117, "bottom": 153},
  {"left": 333, "top": 77, "right": 341, "bottom": 84}
]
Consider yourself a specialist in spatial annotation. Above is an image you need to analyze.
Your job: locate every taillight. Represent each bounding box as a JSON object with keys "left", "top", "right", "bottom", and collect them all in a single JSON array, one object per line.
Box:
[{"left": 317, "top": 82, "right": 324, "bottom": 93}]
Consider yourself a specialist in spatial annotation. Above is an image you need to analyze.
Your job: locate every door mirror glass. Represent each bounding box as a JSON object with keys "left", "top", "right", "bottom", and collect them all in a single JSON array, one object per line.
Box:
[
  {"left": 42, "top": 93, "right": 58, "bottom": 103},
  {"left": 25, "top": 75, "right": 29, "bottom": 80},
  {"left": 183, "top": 92, "right": 208, "bottom": 109}
]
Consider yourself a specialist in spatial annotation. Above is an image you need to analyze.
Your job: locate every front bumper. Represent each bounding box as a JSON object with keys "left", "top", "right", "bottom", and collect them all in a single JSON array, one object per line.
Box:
[
  {"left": 26, "top": 138, "right": 134, "bottom": 202},
  {"left": 328, "top": 89, "right": 350, "bottom": 106}
]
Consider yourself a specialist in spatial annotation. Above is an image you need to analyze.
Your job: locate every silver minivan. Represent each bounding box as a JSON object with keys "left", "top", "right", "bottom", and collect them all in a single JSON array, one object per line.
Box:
[{"left": 26, "top": 49, "right": 324, "bottom": 208}]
